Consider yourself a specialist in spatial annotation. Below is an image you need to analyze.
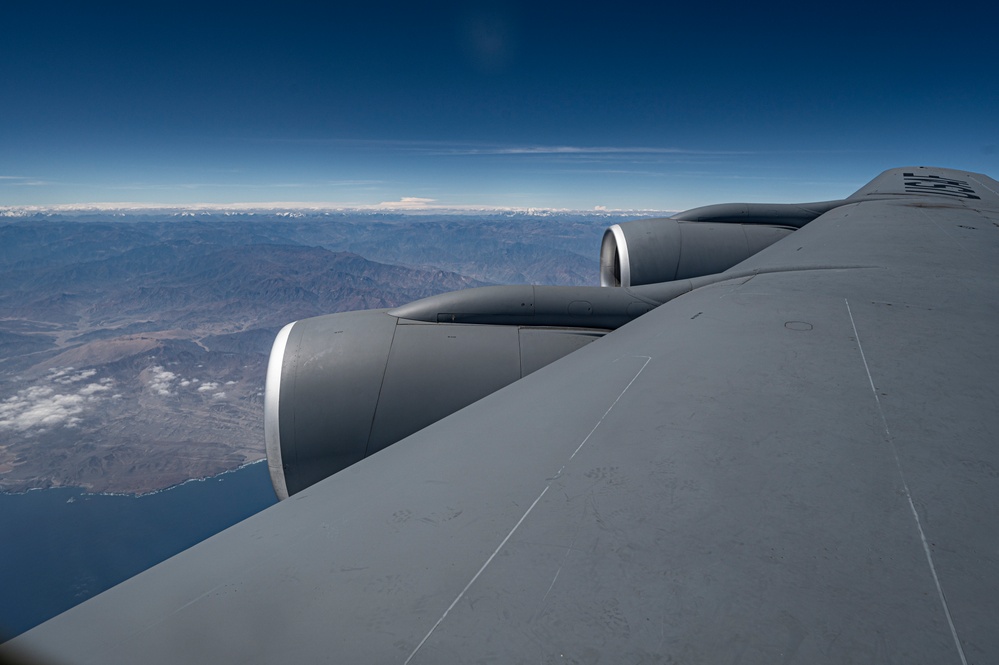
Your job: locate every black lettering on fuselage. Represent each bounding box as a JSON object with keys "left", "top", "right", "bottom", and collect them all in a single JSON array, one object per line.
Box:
[{"left": 903, "top": 173, "right": 981, "bottom": 200}]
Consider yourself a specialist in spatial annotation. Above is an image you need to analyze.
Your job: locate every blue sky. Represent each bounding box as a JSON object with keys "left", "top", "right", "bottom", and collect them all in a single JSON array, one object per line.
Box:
[{"left": 2, "top": 1, "right": 996, "bottom": 210}]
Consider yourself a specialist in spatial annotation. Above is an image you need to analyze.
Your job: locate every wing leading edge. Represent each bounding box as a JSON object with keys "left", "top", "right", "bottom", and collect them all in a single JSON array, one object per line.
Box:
[{"left": 4, "top": 167, "right": 998, "bottom": 663}]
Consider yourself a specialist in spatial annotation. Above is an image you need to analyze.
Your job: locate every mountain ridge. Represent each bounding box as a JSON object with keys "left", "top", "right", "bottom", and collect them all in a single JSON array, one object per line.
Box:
[{"left": 0, "top": 212, "right": 625, "bottom": 494}]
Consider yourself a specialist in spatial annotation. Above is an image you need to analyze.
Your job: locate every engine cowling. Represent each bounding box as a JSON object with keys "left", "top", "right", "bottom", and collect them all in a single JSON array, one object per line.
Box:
[
  {"left": 600, "top": 219, "right": 794, "bottom": 287},
  {"left": 265, "top": 309, "right": 604, "bottom": 498}
]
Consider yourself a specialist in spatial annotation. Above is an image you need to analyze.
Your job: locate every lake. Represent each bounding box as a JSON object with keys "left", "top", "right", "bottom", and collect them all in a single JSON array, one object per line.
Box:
[{"left": 0, "top": 461, "right": 277, "bottom": 641}]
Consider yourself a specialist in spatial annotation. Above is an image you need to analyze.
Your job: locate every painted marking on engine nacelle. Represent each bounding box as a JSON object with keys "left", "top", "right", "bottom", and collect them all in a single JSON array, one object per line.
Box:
[{"left": 903, "top": 173, "right": 981, "bottom": 200}]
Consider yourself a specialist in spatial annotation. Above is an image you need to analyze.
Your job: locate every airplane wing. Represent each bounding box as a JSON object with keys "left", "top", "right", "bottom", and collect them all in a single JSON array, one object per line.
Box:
[{"left": 4, "top": 166, "right": 998, "bottom": 663}]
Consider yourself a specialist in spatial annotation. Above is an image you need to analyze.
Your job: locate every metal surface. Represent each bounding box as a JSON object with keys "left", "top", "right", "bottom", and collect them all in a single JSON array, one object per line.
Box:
[
  {"left": 390, "top": 283, "right": 680, "bottom": 329},
  {"left": 277, "top": 309, "right": 398, "bottom": 497},
  {"left": 6, "top": 167, "right": 998, "bottom": 664},
  {"left": 518, "top": 328, "right": 605, "bottom": 376},
  {"left": 365, "top": 321, "right": 522, "bottom": 457},
  {"left": 670, "top": 199, "right": 849, "bottom": 226},
  {"left": 600, "top": 219, "right": 795, "bottom": 287}
]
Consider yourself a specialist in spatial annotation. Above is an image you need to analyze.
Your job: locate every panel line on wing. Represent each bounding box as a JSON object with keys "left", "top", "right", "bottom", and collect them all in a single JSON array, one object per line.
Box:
[
  {"left": 403, "top": 355, "right": 652, "bottom": 665},
  {"left": 968, "top": 175, "right": 999, "bottom": 199},
  {"left": 845, "top": 299, "right": 968, "bottom": 665}
]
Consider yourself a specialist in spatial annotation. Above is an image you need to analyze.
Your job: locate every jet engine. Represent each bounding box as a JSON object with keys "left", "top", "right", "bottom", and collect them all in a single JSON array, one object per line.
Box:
[
  {"left": 265, "top": 307, "right": 604, "bottom": 498},
  {"left": 265, "top": 281, "right": 707, "bottom": 498},
  {"left": 600, "top": 220, "right": 793, "bottom": 287},
  {"left": 266, "top": 201, "right": 828, "bottom": 498},
  {"left": 599, "top": 200, "right": 846, "bottom": 287}
]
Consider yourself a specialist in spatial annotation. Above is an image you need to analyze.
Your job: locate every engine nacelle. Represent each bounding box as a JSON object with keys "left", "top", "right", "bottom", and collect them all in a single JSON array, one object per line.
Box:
[
  {"left": 265, "top": 198, "right": 840, "bottom": 497},
  {"left": 600, "top": 219, "right": 794, "bottom": 287},
  {"left": 265, "top": 309, "right": 604, "bottom": 498}
]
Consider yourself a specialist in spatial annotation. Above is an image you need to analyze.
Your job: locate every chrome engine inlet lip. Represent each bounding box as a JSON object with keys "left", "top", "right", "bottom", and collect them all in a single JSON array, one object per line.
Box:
[{"left": 265, "top": 321, "right": 296, "bottom": 501}]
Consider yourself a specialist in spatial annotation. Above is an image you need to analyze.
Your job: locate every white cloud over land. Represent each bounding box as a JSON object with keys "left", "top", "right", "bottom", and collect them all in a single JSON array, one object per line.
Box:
[
  {"left": 148, "top": 366, "right": 177, "bottom": 396},
  {"left": 0, "top": 370, "right": 116, "bottom": 433},
  {"left": 145, "top": 367, "right": 230, "bottom": 400},
  {"left": 0, "top": 386, "right": 85, "bottom": 431}
]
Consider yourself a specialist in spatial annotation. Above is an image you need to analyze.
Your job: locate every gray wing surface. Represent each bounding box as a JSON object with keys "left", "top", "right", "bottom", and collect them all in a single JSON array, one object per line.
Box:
[{"left": 5, "top": 167, "right": 999, "bottom": 663}]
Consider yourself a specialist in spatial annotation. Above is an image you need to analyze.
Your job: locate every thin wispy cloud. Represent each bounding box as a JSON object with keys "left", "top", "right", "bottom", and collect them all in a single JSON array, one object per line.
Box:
[
  {"left": 100, "top": 179, "right": 383, "bottom": 192},
  {"left": 250, "top": 136, "right": 751, "bottom": 157},
  {"left": 0, "top": 175, "right": 52, "bottom": 186},
  {"left": 244, "top": 137, "right": 873, "bottom": 160},
  {"left": 2, "top": 202, "right": 358, "bottom": 214},
  {"left": 108, "top": 182, "right": 305, "bottom": 191},
  {"left": 375, "top": 197, "right": 436, "bottom": 209},
  {"left": 547, "top": 168, "right": 676, "bottom": 177},
  {"left": 326, "top": 180, "right": 385, "bottom": 187},
  {"left": 440, "top": 145, "right": 745, "bottom": 156}
]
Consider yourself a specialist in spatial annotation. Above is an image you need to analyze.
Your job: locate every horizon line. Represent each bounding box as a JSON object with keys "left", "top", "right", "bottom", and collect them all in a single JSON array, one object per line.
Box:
[{"left": 0, "top": 201, "right": 679, "bottom": 216}]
